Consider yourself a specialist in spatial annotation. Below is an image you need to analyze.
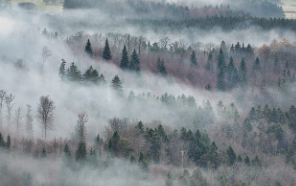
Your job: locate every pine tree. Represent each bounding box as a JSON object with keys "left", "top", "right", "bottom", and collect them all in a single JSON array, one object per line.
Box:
[
  {"left": 103, "top": 39, "right": 112, "bottom": 60},
  {"left": 76, "top": 141, "right": 87, "bottom": 161},
  {"left": 190, "top": 51, "right": 198, "bottom": 67},
  {"left": 68, "top": 62, "right": 81, "bottom": 82},
  {"left": 64, "top": 144, "right": 71, "bottom": 159},
  {"left": 239, "top": 58, "right": 248, "bottom": 87},
  {"left": 84, "top": 39, "right": 93, "bottom": 59},
  {"left": 217, "top": 49, "right": 226, "bottom": 69},
  {"left": 216, "top": 67, "right": 226, "bottom": 91},
  {"left": 41, "top": 147, "right": 47, "bottom": 158},
  {"left": 227, "top": 146, "right": 236, "bottom": 166},
  {"left": 206, "top": 53, "right": 214, "bottom": 72},
  {"left": 274, "top": 55, "right": 281, "bottom": 74},
  {"left": 0, "top": 132, "right": 4, "bottom": 147},
  {"left": 157, "top": 58, "right": 167, "bottom": 76},
  {"left": 120, "top": 45, "right": 129, "bottom": 70},
  {"left": 130, "top": 49, "right": 140, "bottom": 72},
  {"left": 111, "top": 75, "right": 123, "bottom": 94},
  {"left": 244, "top": 156, "right": 250, "bottom": 165},
  {"left": 6, "top": 135, "right": 10, "bottom": 149},
  {"left": 59, "top": 59, "right": 66, "bottom": 79}
]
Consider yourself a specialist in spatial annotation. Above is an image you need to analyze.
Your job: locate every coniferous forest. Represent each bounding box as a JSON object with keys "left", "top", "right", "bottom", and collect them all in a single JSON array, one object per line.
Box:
[{"left": 1, "top": 0, "right": 296, "bottom": 186}]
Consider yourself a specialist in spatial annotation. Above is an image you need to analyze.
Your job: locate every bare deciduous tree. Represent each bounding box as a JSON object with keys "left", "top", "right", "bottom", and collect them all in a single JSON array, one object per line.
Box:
[
  {"left": 5, "top": 93, "right": 14, "bottom": 128},
  {"left": 0, "top": 90, "right": 6, "bottom": 129},
  {"left": 37, "top": 95, "right": 55, "bottom": 140},
  {"left": 41, "top": 46, "right": 52, "bottom": 68},
  {"left": 25, "top": 104, "right": 34, "bottom": 137},
  {"left": 14, "top": 107, "right": 23, "bottom": 138}
]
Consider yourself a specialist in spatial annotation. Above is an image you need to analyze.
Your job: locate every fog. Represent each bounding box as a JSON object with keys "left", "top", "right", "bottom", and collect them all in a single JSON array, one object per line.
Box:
[{"left": 0, "top": 1, "right": 296, "bottom": 186}]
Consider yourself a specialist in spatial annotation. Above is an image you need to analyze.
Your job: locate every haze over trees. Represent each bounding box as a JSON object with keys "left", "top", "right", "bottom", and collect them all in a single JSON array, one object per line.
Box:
[{"left": 1, "top": 0, "right": 296, "bottom": 186}]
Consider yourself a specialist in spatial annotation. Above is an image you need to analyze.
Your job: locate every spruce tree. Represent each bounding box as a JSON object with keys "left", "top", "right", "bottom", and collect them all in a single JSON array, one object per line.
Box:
[
  {"left": 120, "top": 45, "right": 129, "bottom": 70},
  {"left": 76, "top": 141, "right": 87, "bottom": 161},
  {"left": 190, "top": 51, "right": 198, "bottom": 67},
  {"left": 274, "top": 55, "right": 281, "bottom": 74},
  {"left": 227, "top": 146, "right": 236, "bottom": 166},
  {"left": 111, "top": 75, "right": 123, "bottom": 94},
  {"left": 6, "top": 135, "right": 10, "bottom": 149},
  {"left": 68, "top": 62, "right": 81, "bottom": 82},
  {"left": 130, "top": 49, "right": 140, "bottom": 72},
  {"left": 217, "top": 49, "right": 226, "bottom": 69},
  {"left": 157, "top": 57, "right": 167, "bottom": 76},
  {"left": 41, "top": 147, "right": 47, "bottom": 158},
  {"left": 103, "top": 39, "right": 112, "bottom": 60},
  {"left": 59, "top": 59, "right": 66, "bottom": 79},
  {"left": 84, "top": 39, "right": 93, "bottom": 59},
  {"left": 64, "top": 144, "right": 71, "bottom": 159},
  {"left": 239, "top": 58, "right": 248, "bottom": 87},
  {"left": 216, "top": 67, "right": 226, "bottom": 91}
]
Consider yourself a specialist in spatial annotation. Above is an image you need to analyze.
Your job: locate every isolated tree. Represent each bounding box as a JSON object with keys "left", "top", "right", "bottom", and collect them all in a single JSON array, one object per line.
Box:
[
  {"left": 84, "top": 39, "right": 93, "bottom": 58},
  {"left": 111, "top": 75, "right": 123, "bottom": 94},
  {"left": 41, "top": 46, "right": 52, "bottom": 68},
  {"left": 14, "top": 107, "right": 23, "bottom": 138},
  {"left": 130, "top": 49, "right": 140, "bottom": 72},
  {"left": 157, "top": 57, "right": 167, "bottom": 76},
  {"left": 120, "top": 45, "right": 129, "bottom": 70},
  {"left": 59, "top": 59, "right": 66, "bottom": 79},
  {"left": 103, "top": 39, "right": 112, "bottom": 60},
  {"left": 25, "top": 105, "right": 34, "bottom": 137},
  {"left": 190, "top": 51, "right": 198, "bottom": 67},
  {"left": 37, "top": 96, "right": 55, "bottom": 140}
]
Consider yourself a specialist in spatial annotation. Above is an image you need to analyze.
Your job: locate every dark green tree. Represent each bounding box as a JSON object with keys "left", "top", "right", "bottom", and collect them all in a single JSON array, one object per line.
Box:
[
  {"left": 76, "top": 141, "right": 87, "bottom": 161},
  {"left": 239, "top": 58, "right": 248, "bottom": 87},
  {"left": 157, "top": 57, "right": 167, "bottom": 76},
  {"left": 84, "top": 39, "right": 93, "bottom": 59},
  {"left": 64, "top": 144, "right": 71, "bottom": 159},
  {"left": 274, "top": 55, "right": 280, "bottom": 74},
  {"left": 41, "top": 147, "right": 47, "bottom": 158},
  {"left": 59, "top": 59, "right": 66, "bottom": 79},
  {"left": 0, "top": 132, "right": 4, "bottom": 147},
  {"left": 103, "top": 39, "right": 112, "bottom": 60},
  {"left": 111, "top": 75, "right": 123, "bottom": 94},
  {"left": 216, "top": 67, "right": 226, "bottom": 91},
  {"left": 227, "top": 146, "right": 236, "bottom": 166},
  {"left": 190, "top": 51, "right": 198, "bottom": 67},
  {"left": 68, "top": 62, "right": 81, "bottom": 82},
  {"left": 6, "top": 135, "right": 10, "bottom": 149},
  {"left": 244, "top": 156, "right": 250, "bottom": 165},
  {"left": 120, "top": 45, "right": 129, "bottom": 70},
  {"left": 129, "top": 49, "right": 140, "bottom": 72},
  {"left": 217, "top": 49, "right": 226, "bottom": 69}
]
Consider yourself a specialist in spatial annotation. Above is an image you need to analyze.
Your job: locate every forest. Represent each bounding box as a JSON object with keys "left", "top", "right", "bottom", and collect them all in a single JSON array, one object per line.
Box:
[{"left": 0, "top": 0, "right": 296, "bottom": 186}]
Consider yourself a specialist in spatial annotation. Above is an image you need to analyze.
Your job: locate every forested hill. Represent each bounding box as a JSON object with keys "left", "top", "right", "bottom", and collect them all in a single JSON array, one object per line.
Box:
[{"left": 63, "top": 0, "right": 284, "bottom": 18}]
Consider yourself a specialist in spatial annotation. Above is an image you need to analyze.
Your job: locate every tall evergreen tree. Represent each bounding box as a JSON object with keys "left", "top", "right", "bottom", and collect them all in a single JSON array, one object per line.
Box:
[
  {"left": 253, "top": 57, "right": 261, "bottom": 78},
  {"left": 120, "top": 45, "right": 129, "bottom": 70},
  {"left": 239, "top": 58, "right": 248, "bottom": 87},
  {"left": 206, "top": 52, "right": 214, "bottom": 73},
  {"left": 274, "top": 55, "right": 281, "bottom": 74},
  {"left": 227, "top": 146, "right": 236, "bottom": 165},
  {"left": 227, "top": 57, "right": 239, "bottom": 89},
  {"left": 103, "top": 39, "right": 112, "bottom": 60},
  {"left": 68, "top": 62, "right": 81, "bottom": 82},
  {"left": 41, "top": 147, "right": 47, "bottom": 158},
  {"left": 190, "top": 51, "right": 198, "bottom": 67},
  {"left": 157, "top": 57, "right": 167, "bottom": 76},
  {"left": 76, "top": 141, "right": 87, "bottom": 161},
  {"left": 111, "top": 75, "right": 123, "bottom": 94},
  {"left": 59, "top": 59, "right": 66, "bottom": 79},
  {"left": 129, "top": 49, "right": 140, "bottom": 72},
  {"left": 84, "top": 39, "right": 93, "bottom": 59},
  {"left": 64, "top": 144, "right": 71, "bottom": 159},
  {"left": 216, "top": 67, "right": 226, "bottom": 91},
  {"left": 217, "top": 49, "right": 226, "bottom": 69}
]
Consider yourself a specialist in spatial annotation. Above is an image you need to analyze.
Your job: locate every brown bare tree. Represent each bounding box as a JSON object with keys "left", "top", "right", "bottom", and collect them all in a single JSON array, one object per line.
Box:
[{"left": 37, "top": 95, "right": 55, "bottom": 140}]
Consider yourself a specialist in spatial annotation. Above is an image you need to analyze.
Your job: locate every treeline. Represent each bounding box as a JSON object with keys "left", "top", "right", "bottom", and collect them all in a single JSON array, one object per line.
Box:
[
  {"left": 63, "top": 0, "right": 283, "bottom": 18},
  {"left": 128, "top": 16, "right": 296, "bottom": 32}
]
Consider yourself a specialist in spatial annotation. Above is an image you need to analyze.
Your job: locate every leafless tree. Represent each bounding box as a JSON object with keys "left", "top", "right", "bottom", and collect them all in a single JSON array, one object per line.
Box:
[
  {"left": 41, "top": 46, "right": 52, "bottom": 68},
  {"left": 159, "top": 36, "right": 170, "bottom": 50},
  {"left": 25, "top": 104, "right": 34, "bottom": 137},
  {"left": 0, "top": 90, "right": 6, "bottom": 129},
  {"left": 75, "top": 113, "right": 88, "bottom": 142},
  {"left": 14, "top": 58, "right": 26, "bottom": 70},
  {"left": 14, "top": 107, "right": 23, "bottom": 138},
  {"left": 5, "top": 93, "right": 14, "bottom": 128},
  {"left": 106, "top": 117, "right": 126, "bottom": 137},
  {"left": 37, "top": 95, "right": 55, "bottom": 140},
  {"left": 138, "top": 36, "right": 146, "bottom": 56}
]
